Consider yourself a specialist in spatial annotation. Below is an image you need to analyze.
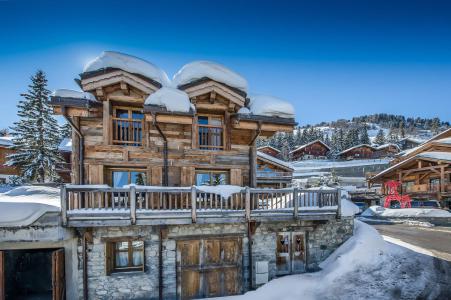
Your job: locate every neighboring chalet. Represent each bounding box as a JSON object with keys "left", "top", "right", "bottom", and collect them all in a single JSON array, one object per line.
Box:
[
  {"left": 257, "top": 145, "right": 281, "bottom": 158},
  {"left": 337, "top": 144, "right": 376, "bottom": 160},
  {"left": 0, "top": 136, "right": 18, "bottom": 184},
  {"left": 256, "top": 151, "right": 294, "bottom": 188},
  {"left": 373, "top": 143, "right": 400, "bottom": 159},
  {"left": 398, "top": 137, "right": 423, "bottom": 151},
  {"left": 290, "top": 140, "right": 330, "bottom": 161},
  {"left": 370, "top": 128, "right": 451, "bottom": 208},
  {"left": 21, "top": 51, "right": 353, "bottom": 299}
]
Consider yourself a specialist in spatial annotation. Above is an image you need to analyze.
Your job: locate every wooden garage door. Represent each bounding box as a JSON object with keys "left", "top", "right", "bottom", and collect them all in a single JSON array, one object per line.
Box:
[{"left": 177, "top": 237, "right": 242, "bottom": 299}]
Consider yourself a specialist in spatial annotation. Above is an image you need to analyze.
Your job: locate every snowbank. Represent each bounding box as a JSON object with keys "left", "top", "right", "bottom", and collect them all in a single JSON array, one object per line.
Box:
[
  {"left": 248, "top": 94, "right": 295, "bottom": 118},
  {"left": 84, "top": 51, "right": 170, "bottom": 86},
  {"left": 0, "top": 186, "right": 60, "bottom": 227},
  {"left": 362, "top": 205, "right": 451, "bottom": 218},
  {"left": 144, "top": 86, "right": 192, "bottom": 113},
  {"left": 341, "top": 198, "right": 360, "bottom": 217},
  {"left": 51, "top": 89, "right": 96, "bottom": 101},
  {"left": 196, "top": 185, "right": 243, "bottom": 199},
  {"left": 172, "top": 61, "right": 248, "bottom": 92}
]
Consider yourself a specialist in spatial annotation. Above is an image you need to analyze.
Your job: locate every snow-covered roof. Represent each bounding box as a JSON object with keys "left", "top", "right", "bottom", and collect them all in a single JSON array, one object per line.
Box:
[
  {"left": 0, "top": 136, "right": 14, "bottom": 147},
  {"left": 51, "top": 89, "right": 97, "bottom": 101},
  {"left": 290, "top": 139, "right": 330, "bottom": 154},
  {"left": 173, "top": 61, "right": 248, "bottom": 93},
  {"left": 398, "top": 137, "right": 424, "bottom": 144},
  {"left": 248, "top": 94, "right": 295, "bottom": 119},
  {"left": 83, "top": 51, "right": 170, "bottom": 86},
  {"left": 144, "top": 86, "right": 192, "bottom": 113},
  {"left": 337, "top": 144, "right": 376, "bottom": 156},
  {"left": 0, "top": 186, "right": 60, "bottom": 227},
  {"left": 375, "top": 143, "right": 400, "bottom": 151},
  {"left": 257, "top": 151, "right": 294, "bottom": 171},
  {"left": 435, "top": 137, "right": 451, "bottom": 145},
  {"left": 59, "top": 138, "right": 72, "bottom": 152},
  {"left": 417, "top": 151, "right": 451, "bottom": 162},
  {"left": 257, "top": 145, "right": 281, "bottom": 153},
  {"left": 237, "top": 107, "right": 251, "bottom": 114}
]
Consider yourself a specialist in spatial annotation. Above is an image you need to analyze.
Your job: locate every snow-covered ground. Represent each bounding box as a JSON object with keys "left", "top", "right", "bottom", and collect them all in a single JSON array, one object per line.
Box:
[
  {"left": 216, "top": 220, "right": 451, "bottom": 300},
  {"left": 293, "top": 158, "right": 391, "bottom": 172},
  {"left": 362, "top": 206, "right": 451, "bottom": 218},
  {"left": 0, "top": 185, "right": 60, "bottom": 227}
]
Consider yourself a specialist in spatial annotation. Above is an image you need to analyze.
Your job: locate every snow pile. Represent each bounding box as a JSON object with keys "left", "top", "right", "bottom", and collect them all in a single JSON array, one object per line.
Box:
[
  {"left": 51, "top": 89, "right": 96, "bottom": 101},
  {"left": 0, "top": 136, "right": 14, "bottom": 147},
  {"left": 362, "top": 205, "right": 451, "bottom": 218},
  {"left": 173, "top": 61, "right": 248, "bottom": 92},
  {"left": 237, "top": 107, "right": 251, "bottom": 114},
  {"left": 196, "top": 185, "right": 243, "bottom": 199},
  {"left": 144, "top": 86, "right": 192, "bottom": 113},
  {"left": 248, "top": 95, "right": 295, "bottom": 118},
  {"left": 341, "top": 198, "right": 360, "bottom": 217},
  {"left": 84, "top": 51, "right": 170, "bottom": 86},
  {"left": 59, "top": 138, "right": 72, "bottom": 152},
  {"left": 0, "top": 186, "right": 60, "bottom": 227}
]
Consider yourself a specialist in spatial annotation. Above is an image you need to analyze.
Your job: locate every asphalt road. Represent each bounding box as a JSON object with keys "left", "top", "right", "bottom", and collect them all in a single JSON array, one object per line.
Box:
[{"left": 372, "top": 224, "right": 451, "bottom": 261}]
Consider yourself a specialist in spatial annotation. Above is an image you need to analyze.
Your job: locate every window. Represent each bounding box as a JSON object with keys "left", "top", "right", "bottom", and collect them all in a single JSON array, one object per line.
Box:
[
  {"left": 197, "top": 115, "right": 224, "bottom": 150},
  {"left": 195, "top": 170, "right": 229, "bottom": 186},
  {"left": 106, "top": 239, "right": 144, "bottom": 274},
  {"left": 111, "top": 169, "right": 147, "bottom": 187},
  {"left": 112, "top": 107, "right": 144, "bottom": 146},
  {"left": 430, "top": 178, "right": 440, "bottom": 192}
]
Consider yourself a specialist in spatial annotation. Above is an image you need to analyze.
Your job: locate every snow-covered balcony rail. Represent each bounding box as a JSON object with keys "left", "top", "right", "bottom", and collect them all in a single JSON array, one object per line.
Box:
[
  {"left": 61, "top": 185, "right": 341, "bottom": 227},
  {"left": 256, "top": 171, "right": 293, "bottom": 178}
]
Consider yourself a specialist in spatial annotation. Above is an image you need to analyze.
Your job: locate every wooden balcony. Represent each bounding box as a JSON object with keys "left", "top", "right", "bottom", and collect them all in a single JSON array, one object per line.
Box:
[
  {"left": 61, "top": 186, "right": 341, "bottom": 227},
  {"left": 112, "top": 118, "right": 143, "bottom": 146},
  {"left": 256, "top": 171, "right": 293, "bottom": 179}
]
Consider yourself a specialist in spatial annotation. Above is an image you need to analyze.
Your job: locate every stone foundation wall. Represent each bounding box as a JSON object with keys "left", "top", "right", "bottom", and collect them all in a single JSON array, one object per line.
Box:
[{"left": 78, "top": 217, "right": 354, "bottom": 299}]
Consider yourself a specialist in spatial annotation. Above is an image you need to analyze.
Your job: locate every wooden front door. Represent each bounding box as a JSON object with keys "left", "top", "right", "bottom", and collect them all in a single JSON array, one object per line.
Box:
[
  {"left": 276, "top": 232, "right": 306, "bottom": 275},
  {"left": 177, "top": 237, "right": 242, "bottom": 299},
  {"left": 52, "top": 249, "right": 65, "bottom": 300}
]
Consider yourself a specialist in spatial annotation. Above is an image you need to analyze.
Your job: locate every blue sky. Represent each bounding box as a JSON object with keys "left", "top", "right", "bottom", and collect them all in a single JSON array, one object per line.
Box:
[{"left": 0, "top": 0, "right": 450, "bottom": 128}]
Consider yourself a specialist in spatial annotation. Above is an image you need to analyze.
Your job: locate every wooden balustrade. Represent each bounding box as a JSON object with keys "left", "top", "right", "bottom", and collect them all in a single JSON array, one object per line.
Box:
[
  {"left": 112, "top": 117, "right": 143, "bottom": 146},
  {"left": 61, "top": 185, "right": 341, "bottom": 226}
]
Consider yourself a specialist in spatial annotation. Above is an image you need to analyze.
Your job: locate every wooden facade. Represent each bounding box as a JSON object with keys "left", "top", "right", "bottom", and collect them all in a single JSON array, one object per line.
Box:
[
  {"left": 257, "top": 145, "right": 280, "bottom": 158},
  {"left": 0, "top": 145, "right": 19, "bottom": 183},
  {"left": 256, "top": 151, "right": 293, "bottom": 188},
  {"left": 373, "top": 144, "right": 400, "bottom": 159},
  {"left": 337, "top": 144, "right": 376, "bottom": 160},
  {"left": 370, "top": 129, "right": 451, "bottom": 208},
  {"left": 290, "top": 140, "right": 330, "bottom": 161}
]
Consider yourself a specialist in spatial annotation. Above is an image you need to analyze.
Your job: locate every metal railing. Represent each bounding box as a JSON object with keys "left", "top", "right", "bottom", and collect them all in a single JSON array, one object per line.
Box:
[{"left": 61, "top": 185, "right": 341, "bottom": 225}]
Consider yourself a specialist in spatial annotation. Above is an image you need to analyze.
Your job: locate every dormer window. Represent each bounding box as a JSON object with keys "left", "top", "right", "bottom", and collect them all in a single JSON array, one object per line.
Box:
[
  {"left": 197, "top": 114, "right": 224, "bottom": 150},
  {"left": 112, "top": 107, "right": 143, "bottom": 146}
]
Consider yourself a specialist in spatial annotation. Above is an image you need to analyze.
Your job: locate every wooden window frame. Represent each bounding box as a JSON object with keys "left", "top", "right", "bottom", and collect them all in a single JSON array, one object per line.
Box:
[
  {"left": 105, "top": 238, "right": 145, "bottom": 275},
  {"left": 195, "top": 169, "right": 230, "bottom": 186},
  {"left": 196, "top": 114, "right": 226, "bottom": 150},
  {"left": 107, "top": 167, "right": 148, "bottom": 187},
  {"left": 112, "top": 106, "right": 144, "bottom": 147}
]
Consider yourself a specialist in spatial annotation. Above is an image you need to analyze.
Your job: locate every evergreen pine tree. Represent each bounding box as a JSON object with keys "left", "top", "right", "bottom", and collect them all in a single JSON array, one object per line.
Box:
[
  {"left": 60, "top": 122, "right": 72, "bottom": 139},
  {"left": 374, "top": 129, "right": 386, "bottom": 145},
  {"left": 398, "top": 121, "right": 406, "bottom": 138},
  {"left": 359, "top": 125, "right": 370, "bottom": 145},
  {"left": 8, "top": 70, "right": 62, "bottom": 182}
]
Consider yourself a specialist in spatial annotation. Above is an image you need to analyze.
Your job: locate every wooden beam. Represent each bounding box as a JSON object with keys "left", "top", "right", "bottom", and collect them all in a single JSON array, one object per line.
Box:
[
  {"left": 210, "top": 91, "right": 216, "bottom": 104},
  {"left": 145, "top": 114, "right": 193, "bottom": 125},
  {"left": 103, "top": 99, "right": 111, "bottom": 145}
]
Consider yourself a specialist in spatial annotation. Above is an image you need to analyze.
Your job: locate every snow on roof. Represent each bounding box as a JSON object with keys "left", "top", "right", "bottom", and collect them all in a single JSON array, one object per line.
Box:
[
  {"left": 173, "top": 61, "right": 248, "bottom": 92},
  {"left": 257, "top": 145, "right": 281, "bottom": 153},
  {"left": 337, "top": 144, "right": 375, "bottom": 156},
  {"left": 435, "top": 137, "right": 451, "bottom": 145},
  {"left": 59, "top": 138, "right": 72, "bottom": 152},
  {"left": 51, "top": 89, "right": 97, "bottom": 101},
  {"left": 0, "top": 186, "right": 61, "bottom": 227},
  {"left": 417, "top": 151, "right": 451, "bottom": 162},
  {"left": 144, "top": 86, "right": 192, "bottom": 113},
  {"left": 83, "top": 51, "right": 170, "bottom": 86},
  {"left": 375, "top": 143, "right": 400, "bottom": 151},
  {"left": 0, "top": 136, "right": 14, "bottom": 147},
  {"left": 237, "top": 107, "right": 251, "bottom": 114},
  {"left": 248, "top": 94, "right": 295, "bottom": 119},
  {"left": 257, "top": 151, "right": 294, "bottom": 171},
  {"left": 290, "top": 139, "right": 330, "bottom": 154}
]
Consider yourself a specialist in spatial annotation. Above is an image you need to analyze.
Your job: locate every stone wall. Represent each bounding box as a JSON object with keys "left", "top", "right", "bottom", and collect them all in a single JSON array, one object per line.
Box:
[{"left": 79, "top": 217, "right": 354, "bottom": 299}]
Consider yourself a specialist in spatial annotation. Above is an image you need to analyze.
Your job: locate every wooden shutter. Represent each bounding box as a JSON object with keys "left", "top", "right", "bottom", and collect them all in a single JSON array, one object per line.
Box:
[
  {"left": 52, "top": 249, "right": 65, "bottom": 300},
  {"left": 0, "top": 251, "right": 4, "bottom": 300},
  {"left": 105, "top": 242, "right": 113, "bottom": 275}
]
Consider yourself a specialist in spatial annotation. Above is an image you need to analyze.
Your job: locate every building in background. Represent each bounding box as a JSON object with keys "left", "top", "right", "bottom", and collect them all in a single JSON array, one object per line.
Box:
[
  {"left": 256, "top": 151, "right": 294, "bottom": 188},
  {"left": 290, "top": 140, "right": 330, "bottom": 161},
  {"left": 0, "top": 136, "right": 19, "bottom": 184}
]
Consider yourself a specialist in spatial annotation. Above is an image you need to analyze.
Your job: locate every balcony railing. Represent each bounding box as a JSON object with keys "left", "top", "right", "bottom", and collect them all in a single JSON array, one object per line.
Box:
[
  {"left": 61, "top": 185, "right": 341, "bottom": 226},
  {"left": 198, "top": 125, "right": 224, "bottom": 150},
  {"left": 256, "top": 171, "right": 293, "bottom": 178},
  {"left": 404, "top": 183, "right": 447, "bottom": 194},
  {"left": 112, "top": 118, "right": 143, "bottom": 146}
]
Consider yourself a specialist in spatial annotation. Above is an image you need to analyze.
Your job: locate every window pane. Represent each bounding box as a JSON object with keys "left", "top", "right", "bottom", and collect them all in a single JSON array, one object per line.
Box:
[
  {"left": 113, "top": 171, "right": 129, "bottom": 187},
  {"left": 198, "top": 116, "right": 208, "bottom": 125},
  {"left": 132, "top": 241, "right": 144, "bottom": 266},
  {"left": 115, "top": 109, "right": 129, "bottom": 119},
  {"left": 132, "top": 111, "right": 144, "bottom": 120},
  {"left": 196, "top": 173, "right": 211, "bottom": 186},
  {"left": 115, "top": 242, "right": 129, "bottom": 267},
  {"left": 131, "top": 172, "right": 146, "bottom": 185},
  {"left": 209, "top": 117, "right": 222, "bottom": 126}
]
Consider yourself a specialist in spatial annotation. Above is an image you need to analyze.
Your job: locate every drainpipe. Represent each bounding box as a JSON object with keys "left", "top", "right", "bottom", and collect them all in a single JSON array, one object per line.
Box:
[
  {"left": 248, "top": 122, "right": 262, "bottom": 188},
  {"left": 152, "top": 113, "right": 168, "bottom": 186},
  {"left": 62, "top": 107, "right": 84, "bottom": 184},
  {"left": 82, "top": 230, "right": 88, "bottom": 300}
]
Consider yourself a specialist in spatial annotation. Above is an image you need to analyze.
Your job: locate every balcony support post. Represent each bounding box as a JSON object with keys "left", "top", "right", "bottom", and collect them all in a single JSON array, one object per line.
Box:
[
  {"left": 337, "top": 189, "right": 342, "bottom": 219},
  {"left": 61, "top": 185, "right": 67, "bottom": 226},
  {"left": 245, "top": 187, "right": 251, "bottom": 221},
  {"left": 191, "top": 186, "right": 197, "bottom": 223},
  {"left": 130, "top": 185, "right": 136, "bottom": 225},
  {"left": 293, "top": 187, "right": 299, "bottom": 219}
]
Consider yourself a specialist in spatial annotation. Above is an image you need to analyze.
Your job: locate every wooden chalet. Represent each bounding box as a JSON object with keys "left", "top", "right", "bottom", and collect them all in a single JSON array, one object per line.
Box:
[
  {"left": 257, "top": 145, "right": 281, "bottom": 158},
  {"left": 370, "top": 128, "right": 451, "bottom": 208},
  {"left": 45, "top": 52, "right": 350, "bottom": 299},
  {"left": 337, "top": 144, "right": 376, "bottom": 160},
  {"left": 0, "top": 136, "right": 19, "bottom": 183},
  {"left": 290, "top": 139, "right": 330, "bottom": 161},
  {"left": 256, "top": 151, "right": 294, "bottom": 188},
  {"left": 373, "top": 143, "right": 400, "bottom": 159},
  {"left": 398, "top": 137, "right": 423, "bottom": 150}
]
